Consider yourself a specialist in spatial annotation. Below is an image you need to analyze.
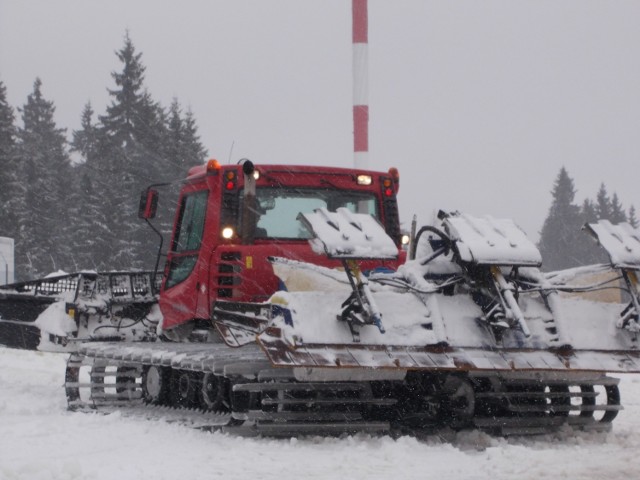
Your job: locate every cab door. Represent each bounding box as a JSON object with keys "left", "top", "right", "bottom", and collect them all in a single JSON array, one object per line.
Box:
[{"left": 160, "top": 189, "right": 209, "bottom": 330}]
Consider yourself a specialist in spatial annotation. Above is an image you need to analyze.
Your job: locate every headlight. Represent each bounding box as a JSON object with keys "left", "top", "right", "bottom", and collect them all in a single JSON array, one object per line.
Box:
[
  {"left": 357, "top": 174, "right": 372, "bottom": 185},
  {"left": 221, "top": 227, "right": 235, "bottom": 239}
]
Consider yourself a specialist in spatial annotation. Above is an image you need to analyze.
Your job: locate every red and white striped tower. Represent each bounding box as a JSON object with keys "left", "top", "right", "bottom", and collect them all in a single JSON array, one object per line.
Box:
[{"left": 352, "top": 0, "right": 369, "bottom": 169}]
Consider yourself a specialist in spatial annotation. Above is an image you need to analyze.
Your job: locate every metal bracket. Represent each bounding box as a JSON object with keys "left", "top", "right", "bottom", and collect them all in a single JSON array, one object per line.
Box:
[{"left": 339, "top": 259, "right": 385, "bottom": 342}]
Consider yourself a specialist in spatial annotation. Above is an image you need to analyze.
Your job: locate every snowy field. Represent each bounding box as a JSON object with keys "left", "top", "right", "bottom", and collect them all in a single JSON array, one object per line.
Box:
[{"left": 2, "top": 347, "right": 640, "bottom": 480}]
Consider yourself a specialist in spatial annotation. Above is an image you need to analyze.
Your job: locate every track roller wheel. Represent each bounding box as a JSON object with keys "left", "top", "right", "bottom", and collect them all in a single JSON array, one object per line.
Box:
[
  {"left": 601, "top": 384, "right": 621, "bottom": 423},
  {"left": 200, "top": 372, "right": 229, "bottom": 412},
  {"left": 116, "top": 366, "right": 140, "bottom": 394},
  {"left": 90, "top": 365, "right": 106, "bottom": 398},
  {"left": 142, "top": 365, "right": 170, "bottom": 405},
  {"left": 547, "top": 385, "right": 570, "bottom": 417},
  {"left": 170, "top": 369, "right": 199, "bottom": 408},
  {"left": 65, "top": 355, "right": 84, "bottom": 409},
  {"left": 579, "top": 383, "right": 621, "bottom": 424},
  {"left": 440, "top": 375, "right": 475, "bottom": 426}
]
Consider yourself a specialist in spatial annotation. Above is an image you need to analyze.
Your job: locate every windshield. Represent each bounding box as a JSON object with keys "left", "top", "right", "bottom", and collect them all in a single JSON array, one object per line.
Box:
[{"left": 248, "top": 187, "right": 379, "bottom": 240}]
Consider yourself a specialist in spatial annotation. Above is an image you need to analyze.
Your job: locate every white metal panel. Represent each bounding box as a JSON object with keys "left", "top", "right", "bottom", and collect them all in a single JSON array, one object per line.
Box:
[
  {"left": 299, "top": 208, "right": 398, "bottom": 259},
  {"left": 585, "top": 220, "right": 640, "bottom": 269},
  {"left": 443, "top": 213, "right": 542, "bottom": 266}
]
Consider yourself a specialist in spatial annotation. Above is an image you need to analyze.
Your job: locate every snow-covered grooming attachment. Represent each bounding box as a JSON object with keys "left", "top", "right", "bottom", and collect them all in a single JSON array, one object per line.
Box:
[
  {"left": 439, "top": 211, "right": 542, "bottom": 340},
  {"left": 440, "top": 211, "right": 542, "bottom": 266},
  {"left": 584, "top": 220, "right": 640, "bottom": 336},
  {"left": 298, "top": 208, "right": 398, "bottom": 340},
  {"left": 0, "top": 271, "right": 160, "bottom": 351}
]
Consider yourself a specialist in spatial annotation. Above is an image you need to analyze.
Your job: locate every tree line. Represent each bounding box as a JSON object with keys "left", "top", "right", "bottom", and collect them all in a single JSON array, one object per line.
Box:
[
  {"left": 0, "top": 34, "right": 207, "bottom": 281},
  {"left": 538, "top": 167, "right": 638, "bottom": 271}
]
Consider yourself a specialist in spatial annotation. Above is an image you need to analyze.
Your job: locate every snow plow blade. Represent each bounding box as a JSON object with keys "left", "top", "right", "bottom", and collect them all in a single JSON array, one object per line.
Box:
[
  {"left": 255, "top": 212, "right": 640, "bottom": 375},
  {"left": 0, "top": 271, "right": 160, "bottom": 351}
]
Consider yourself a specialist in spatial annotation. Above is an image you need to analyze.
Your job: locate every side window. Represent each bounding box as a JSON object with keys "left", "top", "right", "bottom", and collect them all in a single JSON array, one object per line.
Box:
[{"left": 173, "top": 191, "right": 208, "bottom": 252}]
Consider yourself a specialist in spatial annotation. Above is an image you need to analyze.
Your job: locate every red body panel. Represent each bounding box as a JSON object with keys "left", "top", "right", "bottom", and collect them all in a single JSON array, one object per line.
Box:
[{"left": 158, "top": 164, "right": 402, "bottom": 333}]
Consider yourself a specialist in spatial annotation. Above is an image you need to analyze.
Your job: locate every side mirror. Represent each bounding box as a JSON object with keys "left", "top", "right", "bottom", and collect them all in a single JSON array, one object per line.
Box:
[{"left": 138, "top": 188, "right": 159, "bottom": 219}]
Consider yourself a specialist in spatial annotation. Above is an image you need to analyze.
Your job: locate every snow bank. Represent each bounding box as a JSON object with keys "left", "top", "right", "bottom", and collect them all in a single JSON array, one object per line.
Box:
[{"left": 2, "top": 347, "right": 640, "bottom": 480}]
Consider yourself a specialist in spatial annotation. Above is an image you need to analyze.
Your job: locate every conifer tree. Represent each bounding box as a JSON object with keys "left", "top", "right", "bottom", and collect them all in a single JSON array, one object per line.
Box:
[
  {"left": 610, "top": 193, "right": 627, "bottom": 224},
  {"left": 581, "top": 199, "right": 598, "bottom": 224},
  {"left": 163, "top": 100, "right": 207, "bottom": 180},
  {"left": 97, "top": 33, "right": 159, "bottom": 269},
  {"left": 69, "top": 103, "right": 112, "bottom": 270},
  {"left": 64, "top": 34, "right": 209, "bottom": 271},
  {"left": 629, "top": 205, "right": 638, "bottom": 229},
  {"left": 0, "top": 80, "right": 19, "bottom": 242},
  {"left": 182, "top": 108, "right": 208, "bottom": 166},
  {"left": 72, "top": 103, "right": 99, "bottom": 161},
  {"left": 595, "top": 183, "right": 612, "bottom": 221},
  {"left": 101, "top": 32, "right": 146, "bottom": 146},
  {"left": 538, "top": 168, "right": 585, "bottom": 270},
  {"left": 165, "top": 100, "right": 183, "bottom": 165},
  {"left": 14, "top": 78, "right": 72, "bottom": 278}
]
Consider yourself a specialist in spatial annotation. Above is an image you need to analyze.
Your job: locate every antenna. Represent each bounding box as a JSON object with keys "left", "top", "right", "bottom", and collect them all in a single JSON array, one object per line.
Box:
[{"left": 228, "top": 140, "right": 235, "bottom": 164}]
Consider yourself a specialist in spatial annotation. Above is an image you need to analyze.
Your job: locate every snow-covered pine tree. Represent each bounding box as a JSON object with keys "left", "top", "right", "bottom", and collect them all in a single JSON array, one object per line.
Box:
[
  {"left": 97, "top": 33, "right": 163, "bottom": 270},
  {"left": 595, "top": 183, "right": 612, "bottom": 221},
  {"left": 581, "top": 198, "right": 597, "bottom": 224},
  {"left": 69, "top": 103, "right": 112, "bottom": 270},
  {"left": 610, "top": 193, "right": 627, "bottom": 224},
  {"left": 72, "top": 102, "right": 99, "bottom": 161},
  {"left": 164, "top": 99, "right": 184, "bottom": 176},
  {"left": 538, "top": 167, "right": 585, "bottom": 270},
  {"left": 179, "top": 106, "right": 208, "bottom": 171},
  {"left": 14, "top": 78, "right": 72, "bottom": 278},
  {"left": 101, "top": 32, "right": 146, "bottom": 146},
  {"left": 0, "top": 80, "right": 19, "bottom": 242},
  {"left": 161, "top": 100, "right": 207, "bottom": 181},
  {"left": 66, "top": 34, "right": 209, "bottom": 272},
  {"left": 629, "top": 205, "right": 638, "bottom": 229}
]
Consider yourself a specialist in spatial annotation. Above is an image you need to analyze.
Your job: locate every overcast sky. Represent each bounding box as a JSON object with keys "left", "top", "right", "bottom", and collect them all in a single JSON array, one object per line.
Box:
[{"left": 1, "top": 0, "right": 639, "bottom": 240}]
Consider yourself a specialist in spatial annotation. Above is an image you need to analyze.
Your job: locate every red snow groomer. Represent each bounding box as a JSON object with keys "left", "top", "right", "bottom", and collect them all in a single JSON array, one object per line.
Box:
[{"left": 2, "top": 160, "right": 640, "bottom": 436}]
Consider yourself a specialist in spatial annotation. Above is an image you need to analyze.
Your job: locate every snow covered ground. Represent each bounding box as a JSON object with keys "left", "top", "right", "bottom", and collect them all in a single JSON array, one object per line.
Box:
[{"left": 2, "top": 346, "right": 640, "bottom": 480}]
